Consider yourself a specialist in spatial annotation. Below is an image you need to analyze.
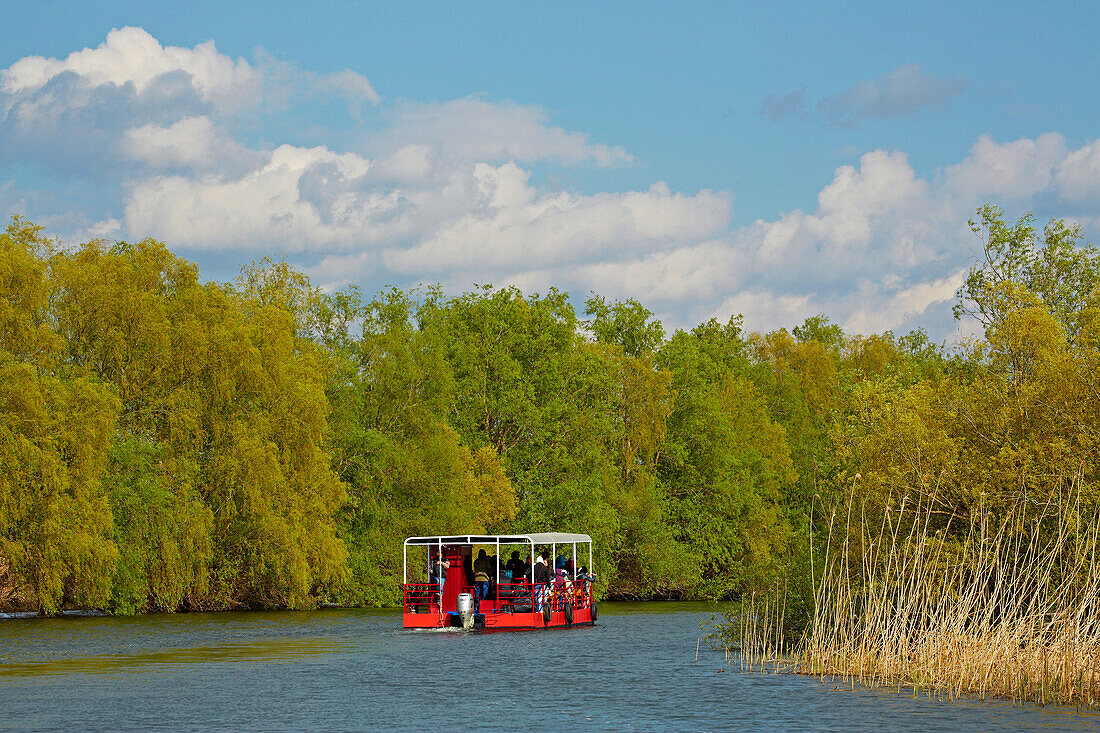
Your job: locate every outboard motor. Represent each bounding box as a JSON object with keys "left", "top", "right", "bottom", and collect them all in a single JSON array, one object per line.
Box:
[{"left": 457, "top": 592, "right": 475, "bottom": 629}]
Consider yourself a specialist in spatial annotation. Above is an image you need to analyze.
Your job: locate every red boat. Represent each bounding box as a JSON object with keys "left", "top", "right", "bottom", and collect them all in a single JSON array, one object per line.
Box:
[{"left": 402, "top": 533, "right": 598, "bottom": 630}]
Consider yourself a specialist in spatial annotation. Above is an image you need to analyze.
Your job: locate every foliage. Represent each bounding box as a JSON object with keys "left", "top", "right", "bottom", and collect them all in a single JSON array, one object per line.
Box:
[
  {"left": 0, "top": 220, "right": 118, "bottom": 613},
  {"left": 1, "top": 204, "right": 1097, "bottom": 619},
  {"left": 954, "top": 203, "right": 1098, "bottom": 340}
]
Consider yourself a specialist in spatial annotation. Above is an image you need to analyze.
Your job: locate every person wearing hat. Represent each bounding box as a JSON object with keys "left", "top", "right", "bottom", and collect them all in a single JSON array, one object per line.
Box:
[{"left": 553, "top": 556, "right": 569, "bottom": 591}]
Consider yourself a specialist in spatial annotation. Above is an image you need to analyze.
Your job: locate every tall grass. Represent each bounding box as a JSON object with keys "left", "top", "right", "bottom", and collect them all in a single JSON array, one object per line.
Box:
[{"left": 731, "top": 482, "right": 1100, "bottom": 708}]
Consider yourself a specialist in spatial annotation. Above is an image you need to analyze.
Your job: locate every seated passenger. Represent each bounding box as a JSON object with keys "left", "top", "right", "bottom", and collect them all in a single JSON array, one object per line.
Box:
[
  {"left": 576, "top": 566, "right": 596, "bottom": 596},
  {"left": 577, "top": 565, "right": 593, "bottom": 593},
  {"left": 505, "top": 550, "right": 525, "bottom": 582},
  {"left": 553, "top": 556, "right": 569, "bottom": 591}
]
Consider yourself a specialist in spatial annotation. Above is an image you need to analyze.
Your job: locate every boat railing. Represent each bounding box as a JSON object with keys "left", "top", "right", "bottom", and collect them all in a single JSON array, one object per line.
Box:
[
  {"left": 402, "top": 583, "right": 439, "bottom": 612},
  {"left": 402, "top": 579, "right": 593, "bottom": 615},
  {"left": 546, "top": 581, "right": 593, "bottom": 611}
]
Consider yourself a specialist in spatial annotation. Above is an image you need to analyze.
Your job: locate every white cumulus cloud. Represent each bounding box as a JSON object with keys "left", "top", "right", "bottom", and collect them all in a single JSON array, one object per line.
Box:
[
  {"left": 125, "top": 145, "right": 375, "bottom": 249},
  {"left": 946, "top": 133, "right": 1068, "bottom": 201},
  {"left": 545, "top": 138, "right": 1099, "bottom": 337},
  {"left": 122, "top": 116, "right": 261, "bottom": 173},
  {"left": 384, "top": 167, "right": 728, "bottom": 274},
  {"left": 372, "top": 98, "right": 633, "bottom": 167},
  {"left": 1055, "top": 140, "right": 1100, "bottom": 203},
  {"left": 1, "top": 26, "right": 259, "bottom": 112},
  {"left": 0, "top": 27, "right": 382, "bottom": 179}
]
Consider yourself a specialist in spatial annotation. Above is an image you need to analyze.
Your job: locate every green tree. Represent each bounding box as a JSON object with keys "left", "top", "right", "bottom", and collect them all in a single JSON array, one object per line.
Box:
[
  {"left": 954, "top": 204, "right": 1099, "bottom": 340},
  {"left": 48, "top": 243, "right": 346, "bottom": 610},
  {"left": 328, "top": 287, "right": 518, "bottom": 606},
  {"left": 585, "top": 294, "right": 665, "bottom": 357},
  {"left": 0, "top": 218, "right": 119, "bottom": 613},
  {"left": 657, "top": 319, "right": 795, "bottom": 598}
]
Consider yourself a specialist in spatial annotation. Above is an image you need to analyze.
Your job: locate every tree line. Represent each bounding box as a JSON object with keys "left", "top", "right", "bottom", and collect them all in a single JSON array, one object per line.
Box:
[{"left": 1, "top": 205, "right": 1097, "bottom": 615}]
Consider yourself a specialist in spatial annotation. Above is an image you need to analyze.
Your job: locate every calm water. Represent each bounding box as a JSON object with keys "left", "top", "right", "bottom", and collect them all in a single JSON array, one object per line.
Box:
[{"left": 1, "top": 602, "right": 1097, "bottom": 732}]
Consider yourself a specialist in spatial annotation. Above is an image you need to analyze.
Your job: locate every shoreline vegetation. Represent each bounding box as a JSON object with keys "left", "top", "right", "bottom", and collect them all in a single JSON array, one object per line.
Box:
[
  {"left": 3, "top": 202, "right": 1100, "bottom": 710},
  {"left": 712, "top": 204, "right": 1100, "bottom": 709},
  {"left": 725, "top": 483, "right": 1100, "bottom": 709}
]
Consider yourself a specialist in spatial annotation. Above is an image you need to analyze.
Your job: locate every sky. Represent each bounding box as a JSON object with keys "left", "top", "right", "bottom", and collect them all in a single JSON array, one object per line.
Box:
[{"left": 2, "top": 1, "right": 1098, "bottom": 339}]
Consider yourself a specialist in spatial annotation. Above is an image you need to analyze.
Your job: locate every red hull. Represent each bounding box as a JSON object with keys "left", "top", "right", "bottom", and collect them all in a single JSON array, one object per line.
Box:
[{"left": 403, "top": 606, "right": 595, "bottom": 630}]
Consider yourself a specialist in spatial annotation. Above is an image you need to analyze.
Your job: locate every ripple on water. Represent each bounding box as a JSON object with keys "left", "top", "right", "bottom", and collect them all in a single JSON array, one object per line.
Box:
[{"left": 0, "top": 603, "right": 1097, "bottom": 732}]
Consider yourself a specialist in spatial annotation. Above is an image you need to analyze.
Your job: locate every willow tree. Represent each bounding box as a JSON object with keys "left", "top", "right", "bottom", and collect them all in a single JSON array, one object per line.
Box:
[
  {"left": 48, "top": 240, "right": 345, "bottom": 610},
  {"left": 0, "top": 218, "right": 119, "bottom": 612}
]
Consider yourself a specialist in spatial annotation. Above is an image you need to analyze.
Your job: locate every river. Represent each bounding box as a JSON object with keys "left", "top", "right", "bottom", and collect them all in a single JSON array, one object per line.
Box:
[{"left": 1, "top": 602, "right": 1097, "bottom": 731}]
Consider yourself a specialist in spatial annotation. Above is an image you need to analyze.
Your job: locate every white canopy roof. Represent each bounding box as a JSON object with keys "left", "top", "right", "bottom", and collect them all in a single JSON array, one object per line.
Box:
[{"left": 403, "top": 533, "right": 591, "bottom": 546}]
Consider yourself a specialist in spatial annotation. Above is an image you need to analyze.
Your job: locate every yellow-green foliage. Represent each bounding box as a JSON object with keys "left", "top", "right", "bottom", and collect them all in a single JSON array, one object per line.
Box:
[
  {"left": 4, "top": 204, "right": 1096, "bottom": 617},
  {"left": 1, "top": 222, "right": 347, "bottom": 613},
  {"left": 732, "top": 492, "right": 1100, "bottom": 708},
  {"left": 727, "top": 205, "right": 1100, "bottom": 707},
  {"left": 0, "top": 220, "right": 119, "bottom": 613}
]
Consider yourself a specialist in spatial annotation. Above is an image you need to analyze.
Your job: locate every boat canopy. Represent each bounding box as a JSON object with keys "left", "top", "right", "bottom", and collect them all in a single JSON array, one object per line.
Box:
[
  {"left": 404, "top": 533, "right": 591, "bottom": 546},
  {"left": 402, "top": 533, "right": 593, "bottom": 585}
]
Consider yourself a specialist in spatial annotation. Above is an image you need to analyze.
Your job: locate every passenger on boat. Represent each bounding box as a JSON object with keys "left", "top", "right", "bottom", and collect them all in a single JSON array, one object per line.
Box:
[
  {"left": 473, "top": 549, "right": 493, "bottom": 614},
  {"left": 431, "top": 553, "right": 449, "bottom": 602},
  {"left": 513, "top": 557, "right": 530, "bottom": 600},
  {"left": 576, "top": 566, "right": 595, "bottom": 596},
  {"left": 553, "top": 556, "right": 570, "bottom": 591},
  {"left": 572, "top": 566, "right": 594, "bottom": 606},
  {"left": 533, "top": 556, "right": 551, "bottom": 611},
  {"left": 494, "top": 552, "right": 517, "bottom": 609},
  {"left": 461, "top": 548, "right": 474, "bottom": 588},
  {"left": 505, "top": 550, "right": 525, "bottom": 581}
]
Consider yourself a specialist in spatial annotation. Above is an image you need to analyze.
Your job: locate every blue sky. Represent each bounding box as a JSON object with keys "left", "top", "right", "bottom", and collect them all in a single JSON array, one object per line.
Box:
[{"left": 2, "top": 1, "right": 1098, "bottom": 338}]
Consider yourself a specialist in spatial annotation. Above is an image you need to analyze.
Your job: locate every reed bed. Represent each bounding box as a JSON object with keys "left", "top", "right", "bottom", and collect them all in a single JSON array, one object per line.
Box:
[{"left": 732, "top": 486, "right": 1100, "bottom": 708}]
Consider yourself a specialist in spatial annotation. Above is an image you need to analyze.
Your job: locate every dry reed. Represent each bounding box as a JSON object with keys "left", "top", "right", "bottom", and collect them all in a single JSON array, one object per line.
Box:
[{"left": 732, "top": 482, "right": 1100, "bottom": 708}]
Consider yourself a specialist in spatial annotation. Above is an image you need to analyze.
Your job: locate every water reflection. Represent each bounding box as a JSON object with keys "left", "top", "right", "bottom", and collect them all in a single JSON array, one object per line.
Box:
[{"left": 0, "top": 637, "right": 345, "bottom": 677}]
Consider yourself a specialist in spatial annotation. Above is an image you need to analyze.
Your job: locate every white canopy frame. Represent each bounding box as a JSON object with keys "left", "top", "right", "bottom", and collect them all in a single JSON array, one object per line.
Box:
[{"left": 403, "top": 533, "right": 593, "bottom": 586}]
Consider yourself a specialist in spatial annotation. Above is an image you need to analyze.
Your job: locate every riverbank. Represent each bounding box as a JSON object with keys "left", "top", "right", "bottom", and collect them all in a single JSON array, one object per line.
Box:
[
  {"left": 727, "top": 495, "right": 1100, "bottom": 709},
  {"left": 0, "top": 585, "right": 699, "bottom": 618}
]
